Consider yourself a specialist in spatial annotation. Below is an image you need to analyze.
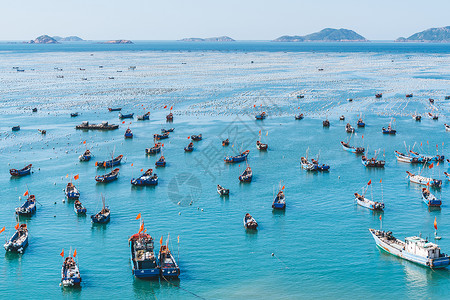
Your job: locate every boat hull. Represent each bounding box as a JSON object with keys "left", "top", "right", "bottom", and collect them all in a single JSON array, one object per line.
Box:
[
  {"left": 132, "top": 268, "right": 160, "bottom": 279},
  {"left": 160, "top": 268, "right": 180, "bottom": 279}
]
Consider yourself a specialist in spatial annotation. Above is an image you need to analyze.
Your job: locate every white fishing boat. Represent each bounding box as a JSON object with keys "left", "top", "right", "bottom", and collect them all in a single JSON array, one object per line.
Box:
[
  {"left": 243, "top": 213, "right": 258, "bottom": 229},
  {"left": 217, "top": 185, "right": 229, "bottom": 196},
  {"left": 421, "top": 188, "right": 441, "bottom": 207},
  {"left": 406, "top": 171, "right": 442, "bottom": 188},
  {"left": 354, "top": 192, "right": 384, "bottom": 211},
  {"left": 445, "top": 124, "right": 450, "bottom": 131},
  {"left": 369, "top": 229, "right": 450, "bottom": 269}
]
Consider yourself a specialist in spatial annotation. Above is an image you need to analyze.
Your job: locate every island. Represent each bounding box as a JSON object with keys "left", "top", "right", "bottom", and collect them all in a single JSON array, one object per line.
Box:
[
  {"left": 101, "top": 40, "right": 134, "bottom": 44},
  {"left": 27, "top": 35, "right": 59, "bottom": 44},
  {"left": 179, "top": 36, "right": 235, "bottom": 42},
  {"left": 396, "top": 26, "right": 450, "bottom": 43},
  {"left": 273, "top": 28, "right": 368, "bottom": 42},
  {"left": 53, "top": 36, "right": 84, "bottom": 42}
]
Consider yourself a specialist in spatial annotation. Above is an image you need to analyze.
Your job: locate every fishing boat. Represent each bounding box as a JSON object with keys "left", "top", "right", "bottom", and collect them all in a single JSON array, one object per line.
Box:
[
  {"left": 166, "top": 113, "right": 173, "bottom": 121},
  {"left": 375, "top": 93, "right": 382, "bottom": 98},
  {"left": 119, "top": 112, "right": 134, "bottom": 119},
  {"left": 184, "top": 142, "right": 194, "bottom": 152},
  {"left": 345, "top": 123, "right": 355, "bottom": 133},
  {"left": 155, "top": 156, "right": 166, "bottom": 167},
  {"left": 412, "top": 114, "right": 421, "bottom": 121},
  {"left": 79, "top": 149, "right": 92, "bottom": 161},
  {"left": 369, "top": 229, "right": 450, "bottom": 269},
  {"left": 406, "top": 93, "right": 413, "bottom": 98},
  {"left": 255, "top": 112, "right": 267, "bottom": 120},
  {"left": 429, "top": 98, "right": 435, "bottom": 104},
  {"left": 159, "top": 243, "right": 181, "bottom": 279},
  {"left": 310, "top": 158, "right": 330, "bottom": 171},
  {"left": 95, "top": 168, "right": 119, "bottom": 183},
  {"left": 61, "top": 253, "right": 82, "bottom": 286},
  {"left": 38, "top": 129, "right": 46, "bottom": 135},
  {"left": 224, "top": 150, "right": 250, "bottom": 163},
  {"left": 382, "top": 125, "right": 396, "bottom": 134},
  {"left": 295, "top": 113, "right": 304, "bottom": 120},
  {"left": 340, "top": 115, "right": 345, "bottom": 121},
  {"left": 406, "top": 171, "right": 442, "bottom": 188},
  {"left": 354, "top": 192, "right": 384, "bottom": 211},
  {"left": 428, "top": 112, "right": 439, "bottom": 120},
  {"left": 146, "top": 143, "right": 162, "bottom": 154},
  {"left": 222, "top": 139, "right": 230, "bottom": 146},
  {"left": 239, "top": 166, "right": 253, "bottom": 182},
  {"left": 409, "top": 150, "right": 444, "bottom": 162},
  {"left": 124, "top": 128, "right": 133, "bottom": 138},
  {"left": 297, "top": 95, "right": 304, "bottom": 99},
  {"left": 131, "top": 169, "right": 158, "bottom": 186},
  {"left": 422, "top": 188, "right": 441, "bottom": 207},
  {"left": 394, "top": 151, "right": 424, "bottom": 163},
  {"left": 129, "top": 231, "right": 159, "bottom": 278},
  {"left": 75, "top": 121, "right": 119, "bottom": 130},
  {"left": 74, "top": 200, "right": 87, "bottom": 214},
  {"left": 137, "top": 112, "right": 150, "bottom": 120},
  {"left": 32, "top": 108, "right": 38, "bottom": 112},
  {"left": 70, "top": 112, "right": 79, "bottom": 117},
  {"left": 4, "top": 224, "right": 28, "bottom": 253},
  {"left": 191, "top": 134, "right": 202, "bottom": 141},
  {"left": 108, "top": 107, "right": 122, "bottom": 112},
  {"left": 161, "top": 128, "right": 174, "bottom": 133},
  {"left": 300, "top": 157, "right": 317, "bottom": 171},
  {"left": 361, "top": 155, "right": 385, "bottom": 168},
  {"left": 154, "top": 132, "right": 169, "bottom": 140},
  {"left": 10, "top": 164, "right": 32, "bottom": 176},
  {"left": 217, "top": 185, "right": 229, "bottom": 196},
  {"left": 444, "top": 172, "right": 449, "bottom": 181},
  {"left": 91, "top": 196, "right": 110, "bottom": 223},
  {"left": 12, "top": 125, "right": 20, "bottom": 131},
  {"left": 95, "top": 155, "right": 123, "bottom": 168},
  {"left": 357, "top": 118, "right": 365, "bottom": 127},
  {"left": 323, "top": 119, "right": 330, "bottom": 127},
  {"left": 256, "top": 140, "right": 268, "bottom": 151},
  {"left": 340, "top": 141, "right": 365, "bottom": 154},
  {"left": 348, "top": 98, "right": 353, "bottom": 102},
  {"left": 65, "top": 182, "right": 80, "bottom": 200},
  {"left": 445, "top": 124, "right": 450, "bottom": 131},
  {"left": 446, "top": 96, "right": 450, "bottom": 100},
  {"left": 16, "top": 195, "right": 37, "bottom": 216},
  {"left": 243, "top": 213, "right": 258, "bottom": 229},
  {"left": 272, "top": 189, "right": 286, "bottom": 210}
]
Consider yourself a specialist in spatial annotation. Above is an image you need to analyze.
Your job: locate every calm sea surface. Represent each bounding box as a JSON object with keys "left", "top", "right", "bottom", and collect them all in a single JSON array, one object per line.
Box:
[{"left": 0, "top": 42, "right": 449, "bottom": 299}]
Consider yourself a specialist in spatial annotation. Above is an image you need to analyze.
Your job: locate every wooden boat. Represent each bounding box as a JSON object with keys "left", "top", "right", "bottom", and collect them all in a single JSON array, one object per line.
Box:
[
  {"left": 222, "top": 139, "right": 230, "bottom": 146},
  {"left": 347, "top": 98, "right": 353, "bottom": 102},
  {"left": 146, "top": 143, "right": 162, "bottom": 154},
  {"left": 75, "top": 121, "right": 119, "bottom": 130},
  {"left": 295, "top": 113, "right": 304, "bottom": 120},
  {"left": 224, "top": 150, "right": 249, "bottom": 163},
  {"left": 412, "top": 114, "right": 421, "bottom": 121},
  {"left": 155, "top": 156, "right": 166, "bottom": 167},
  {"left": 217, "top": 185, "right": 229, "bottom": 196},
  {"left": 369, "top": 229, "right": 450, "bottom": 269},
  {"left": 409, "top": 150, "right": 444, "bottom": 162},
  {"left": 239, "top": 166, "right": 252, "bottom": 182},
  {"left": 445, "top": 124, "right": 450, "bottom": 131},
  {"left": 38, "top": 129, "right": 46, "bottom": 135},
  {"left": 91, "top": 196, "right": 110, "bottom": 223},
  {"left": 428, "top": 112, "right": 439, "bottom": 120},
  {"left": 32, "top": 108, "right": 38, "bottom": 112},
  {"left": 16, "top": 195, "right": 36, "bottom": 216},
  {"left": 4, "top": 224, "right": 28, "bottom": 253},
  {"left": 375, "top": 93, "right": 382, "bottom": 98},
  {"left": 12, "top": 125, "right": 20, "bottom": 131},
  {"left": 154, "top": 132, "right": 169, "bottom": 140},
  {"left": 340, "top": 115, "right": 345, "bottom": 121},
  {"left": 137, "top": 112, "right": 150, "bottom": 120},
  {"left": 184, "top": 142, "right": 194, "bottom": 152},
  {"left": 354, "top": 193, "right": 384, "bottom": 211},
  {"left": 79, "top": 149, "right": 92, "bottom": 161},
  {"left": 406, "top": 171, "right": 442, "bottom": 188},
  {"left": 131, "top": 169, "right": 158, "bottom": 186},
  {"left": 255, "top": 112, "right": 267, "bottom": 120},
  {"left": 394, "top": 150, "right": 423, "bottom": 163},
  {"left": 301, "top": 157, "right": 330, "bottom": 171},
  {"left": 357, "top": 118, "right": 365, "bottom": 127},
  {"left": 429, "top": 98, "right": 435, "bottom": 104},
  {"left": 119, "top": 112, "right": 134, "bottom": 119},
  {"left": 310, "top": 158, "right": 330, "bottom": 171},
  {"left": 95, "top": 168, "right": 119, "bottom": 183},
  {"left": 159, "top": 243, "right": 181, "bottom": 278},
  {"left": 382, "top": 125, "right": 396, "bottom": 134},
  {"left": 108, "top": 107, "right": 122, "bottom": 112},
  {"left": 243, "top": 213, "right": 258, "bottom": 229},
  {"left": 65, "top": 182, "right": 80, "bottom": 200},
  {"left": 61, "top": 254, "right": 82, "bottom": 286},
  {"left": 166, "top": 112, "right": 173, "bottom": 121},
  {"left": 444, "top": 172, "right": 449, "bottom": 181},
  {"left": 95, "top": 155, "right": 123, "bottom": 168},
  {"left": 191, "top": 134, "right": 202, "bottom": 141},
  {"left": 422, "top": 188, "right": 441, "bottom": 207},
  {"left": 323, "top": 119, "right": 330, "bottom": 127},
  {"left": 406, "top": 93, "right": 413, "bottom": 98},
  {"left": 70, "top": 112, "right": 79, "bottom": 117},
  {"left": 272, "top": 190, "right": 286, "bottom": 210},
  {"left": 361, "top": 155, "right": 385, "bottom": 168},
  {"left": 10, "top": 164, "right": 32, "bottom": 176},
  {"left": 124, "top": 128, "right": 133, "bottom": 138},
  {"left": 74, "top": 200, "right": 87, "bottom": 214},
  {"left": 341, "top": 141, "right": 364, "bottom": 154},
  {"left": 129, "top": 232, "right": 159, "bottom": 278},
  {"left": 161, "top": 128, "right": 174, "bottom": 133},
  {"left": 256, "top": 140, "right": 268, "bottom": 151},
  {"left": 345, "top": 123, "right": 355, "bottom": 133},
  {"left": 297, "top": 95, "right": 304, "bottom": 99}
]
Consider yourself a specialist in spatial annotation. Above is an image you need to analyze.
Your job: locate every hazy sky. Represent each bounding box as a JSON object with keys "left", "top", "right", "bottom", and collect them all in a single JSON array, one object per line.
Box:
[{"left": 1, "top": 0, "right": 449, "bottom": 40}]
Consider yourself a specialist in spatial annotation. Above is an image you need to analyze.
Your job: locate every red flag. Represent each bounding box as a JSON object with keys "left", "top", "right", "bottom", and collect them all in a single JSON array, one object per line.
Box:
[
  {"left": 74, "top": 174, "right": 79, "bottom": 180},
  {"left": 139, "top": 222, "right": 144, "bottom": 233},
  {"left": 379, "top": 179, "right": 382, "bottom": 183},
  {"left": 95, "top": 161, "right": 98, "bottom": 166},
  {"left": 23, "top": 190, "right": 29, "bottom": 197},
  {"left": 367, "top": 180, "right": 372, "bottom": 186},
  {"left": 379, "top": 215, "right": 382, "bottom": 221},
  {"left": 136, "top": 213, "right": 141, "bottom": 220},
  {"left": 427, "top": 141, "right": 429, "bottom": 145},
  {"left": 258, "top": 130, "right": 261, "bottom": 134},
  {"left": 14, "top": 223, "right": 19, "bottom": 230},
  {"left": 73, "top": 249, "right": 77, "bottom": 258},
  {"left": 429, "top": 163, "right": 434, "bottom": 169},
  {"left": 434, "top": 217, "right": 437, "bottom": 230},
  {"left": 0, "top": 227, "right": 5, "bottom": 234},
  {"left": 362, "top": 135, "right": 364, "bottom": 139},
  {"left": 122, "top": 121, "right": 125, "bottom": 124},
  {"left": 131, "top": 163, "right": 134, "bottom": 167},
  {"left": 140, "top": 168, "right": 143, "bottom": 172},
  {"left": 421, "top": 142, "right": 422, "bottom": 146},
  {"left": 162, "top": 144, "right": 164, "bottom": 147},
  {"left": 164, "top": 105, "right": 167, "bottom": 109},
  {"left": 160, "top": 236, "right": 163, "bottom": 245},
  {"left": 83, "top": 140, "right": 86, "bottom": 144},
  {"left": 170, "top": 106, "right": 173, "bottom": 110},
  {"left": 60, "top": 249, "right": 64, "bottom": 257},
  {"left": 298, "top": 107, "right": 300, "bottom": 109},
  {"left": 282, "top": 185, "right": 285, "bottom": 190},
  {"left": 187, "top": 136, "right": 190, "bottom": 139},
  {"left": 253, "top": 104, "right": 256, "bottom": 108}
]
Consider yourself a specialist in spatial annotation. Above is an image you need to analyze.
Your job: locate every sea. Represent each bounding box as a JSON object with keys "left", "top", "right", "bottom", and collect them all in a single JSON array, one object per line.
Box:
[{"left": 0, "top": 41, "right": 449, "bottom": 299}]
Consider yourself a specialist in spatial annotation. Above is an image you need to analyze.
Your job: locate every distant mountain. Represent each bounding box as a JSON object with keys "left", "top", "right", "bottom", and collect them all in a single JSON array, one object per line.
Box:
[
  {"left": 27, "top": 35, "right": 59, "bottom": 44},
  {"left": 396, "top": 26, "right": 450, "bottom": 42},
  {"left": 179, "top": 36, "right": 235, "bottom": 42},
  {"left": 273, "top": 28, "right": 368, "bottom": 42},
  {"left": 101, "top": 40, "right": 133, "bottom": 44},
  {"left": 53, "top": 36, "right": 84, "bottom": 42}
]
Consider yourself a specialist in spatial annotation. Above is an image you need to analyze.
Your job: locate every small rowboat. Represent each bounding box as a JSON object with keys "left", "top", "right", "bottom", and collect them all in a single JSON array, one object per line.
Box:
[
  {"left": 161, "top": 128, "right": 174, "bottom": 133},
  {"left": 340, "top": 115, "right": 345, "bottom": 121},
  {"left": 12, "top": 125, "right": 20, "bottom": 131},
  {"left": 406, "top": 171, "right": 442, "bottom": 188},
  {"left": 311, "top": 158, "right": 330, "bottom": 171},
  {"left": 354, "top": 193, "right": 384, "bottom": 211},
  {"left": 38, "top": 129, "right": 46, "bottom": 135},
  {"left": 108, "top": 107, "right": 122, "bottom": 112},
  {"left": 16, "top": 195, "right": 37, "bottom": 216},
  {"left": 297, "top": 95, "right": 304, "bottom": 99},
  {"left": 243, "top": 213, "right": 258, "bottom": 229},
  {"left": 323, "top": 119, "right": 330, "bottom": 127},
  {"left": 295, "top": 113, "right": 304, "bottom": 120},
  {"left": 217, "top": 185, "right": 229, "bottom": 196},
  {"left": 255, "top": 112, "right": 267, "bottom": 120},
  {"left": 412, "top": 114, "right": 421, "bottom": 121},
  {"left": 347, "top": 98, "right": 353, "bottom": 102},
  {"left": 65, "top": 182, "right": 80, "bottom": 199},
  {"left": 91, "top": 197, "right": 110, "bottom": 224},
  {"left": 239, "top": 166, "right": 253, "bottom": 182},
  {"left": 191, "top": 134, "right": 202, "bottom": 141},
  {"left": 409, "top": 150, "right": 444, "bottom": 162},
  {"left": 184, "top": 142, "right": 194, "bottom": 152},
  {"left": 361, "top": 156, "right": 385, "bottom": 168},
  {"left": 429, "top": 98, "right": 435, "bottom": 104},
  {"left": 61, "top": 254, "right": 82, "bottom": 286},
  {"left": 74, "top": 200, "right": 87, "bottom": 214},
  {"left": 137, "top": 112, "right": 150, "bottom": 120},
  {"left": 382, "top": 126, "right": 396, "bottom": 134},
  {"left": 159, "top": 243, "right": 180, "bottom": 278},
  {"left": 422, "top": 188, "right": 441, "bottom": 207},
  {"left": 166, "top": 113, "right": 173, "bottom": 121},
  {"left": 444, "top": 172, "right": 449, "bottom": 181},
  {"left": 375, "top": 93, "right": 382, "bottom": 98},
  {"left": 428, "top": 112, "right": 439, "bottom": 120},
  {"left": 155, "top": 156, "right": 166, "bottom": 167},
  {"left": 119, "top": 112, "right": 134, "bottom": 119},
  {"left": 222, "top": 138, "right": 230, "bottom": 146},
  {"left": 406, "top": 93, "right": 413, "bottom": 98},
  {"left": 79, "top": 149, "right": 92, "bottom": 161},
  {"left": 10, "top": 164, "right": 32, "bottom": 176},
  {"left": 445, "top": 124, "right": 450, "bottom": 131},
  {"left": 95, "top": 168, "right": 119, "bottom": 183},
  {"left": 32, "top": 107, "right": 38, "bottom": 112},
  {"left": 301, "top": 157, "right": 316, "bottom": 171},
  {"left": 224, "top": 150, "right": 249, "bottom": 163},
  {"left": 256, "top": 140, "right": 268, "bottom": 151},
  {"left": 272, "top": 190, "right": 286, "bottom": 210},
  {"left": 146, "top": 143, "right": 162, "bottom": 154},
  {"left": 70, "top": 112, "right": 79, "bottom": 117},
  {"left": 95, "top": 155, "right": 123, "bottom": 168},
  {"left": 154, "top": 132, "right": 169, "bottom": 140},
  {"left": 345, "top": 123, "right": 355, "bottom": 133},
  {"left": 357, "top": 118, "right": 365, "bottom": 127},
  {"left": 124, "top": 128, "right": 133, "bottom": 138},
  {"left": 4, "top": 224, "right": 28, "bottom": 253},
  {"left": 394, "top": 151, "right": 423, "bottom": 163},
  {"left": 341, "top": 141, "right": 364, "bottom": 154},
  {"left": 131, "top": 169, "right": 158, "bottom": 186}
]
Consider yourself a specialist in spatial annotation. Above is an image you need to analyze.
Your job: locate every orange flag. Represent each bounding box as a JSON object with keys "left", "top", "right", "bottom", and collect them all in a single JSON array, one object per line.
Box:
[
  {"left": 187, "top": 136, "right": 190, "bottom": 139},
  {"left": 258, "top": 130, "right": 261, "bottom": 134},
  {"left": 362, "top": 135, "right": 364, "bottom": 139},
  {"left": 139, "top": 222, "right": 144, "bottom": 233},
  {"left": 437, "top": 162, "right": 440, "bottom": 167},
  {"left": 95, "top": 161, "right": 98, "bottom": 166},
  {"left": 103, "top": 162, "right": 106, "bottom": 167},
  {"left": 367, "top": 180, "right": 372, "bottom": 186},
  {"left": 60, "top": 249, "right": 64, "bottom": 257},
  {"left": 282, "top": 185, "right": 285, "bottom": 190},
  {"left": 122, "top": 121, "right": 125, "bottom": 124},
  {"left": 177, "top": 235, "right": 180, "bottom": 243},
  {"left": 379, "top": 179, "right": 382, "bottom": 183},
  {"left": 74, "top": 174, "right": 79, "bottom": 180},
  {"left": 429, "top": 163, "right": 434, "bottom": 169},
  {"left": 379, "top": 215, "right": 382, "bottom": 221},
  {"left": 83, "top": 140, "right": 86, "bottom": 144},
  {"left": 136, "top": 213, "right": 141, "bottom": 220},
  {"left": 434, "top": 217, "right": 437, "bottom": 230},
  {"left": 23, "top": 190, "right": 29, "bottom": 197},
  {"left": 140, "top": 168, "right": 143, "bottom": 172},
  {"left": 73, "top": 249, "right": 77, "bottom": 257},
  {"left": 170, "top": 106, "right": 173, "bottom": 110},
  {"left": 14, "top": 223, "right": 19, "bottom": 230},
  {"left": 0, "top": 227, "right": 5, "bottom": 234},
  {"left": 66, "top": 174, "right": 69, "bottom": 178},
  {"left": 164, "top": 105, "right": 167, "bottom": 109},
  {"left": 160, "top": 236, "right": 163, "bottom": 245},
  {"left": 131, "top": 163, "right": 134, "bottom": 167}
]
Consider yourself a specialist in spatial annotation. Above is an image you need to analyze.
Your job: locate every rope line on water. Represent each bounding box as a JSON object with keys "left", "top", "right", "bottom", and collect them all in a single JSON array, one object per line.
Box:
[{"left": 161, "top": 275, "right": 206, "bottom": 300}]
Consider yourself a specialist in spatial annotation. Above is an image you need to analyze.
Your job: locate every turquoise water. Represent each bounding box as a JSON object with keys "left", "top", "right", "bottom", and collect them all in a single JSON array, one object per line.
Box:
[{"left": 0, "top": 43, "right": 450, "bottom": 299}]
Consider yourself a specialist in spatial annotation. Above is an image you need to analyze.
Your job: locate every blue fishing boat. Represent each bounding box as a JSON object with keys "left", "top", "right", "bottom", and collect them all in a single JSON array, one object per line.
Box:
[
  {"left": 161, "top": 128, "right": 174, "bottom": 133},
  {"left": 95, "top": 168, "right": 119, "bottom": 183},
  {"left": 10, "top": 164, "right": 32, "bottom": 176},
  {"left": 301, "top": 156, "right": 318, "bottom": 171},
  {"left": 91, "top": 196, "right": 110, "bottom": 223},
  {"left": 409, "top": 150, "right": 444, "bottom": 162},
  {"left": 70, "top": 112, "right": 79, "bottom": 117},
  {"left": 382, "top": 125, "right": 396, "bottom": 134},
  {"left": 131, "top": 169, "right": 158, "bottom": 186},
  {"left": 239, "top": 166, "right": 252, "bottom": 182},
  {"left": 108, "top": 107, "right": 122, "bottom": 112},
  {"left": 155, "top": 156, "right": 166, "bottom": 167},
  {"left": 124, "top": 128, "right": 133, "bottom": 138},
  {"left": 79, "top": 149, "right": 92, "bottom": 161},
  {"left": 74, "top": 200, "right": 87, "bottom": 214},
  {"left": 345, "top": 123, "right": 355, "bottom": 133},
  {"left": 4, "top": 224, "right": 28, "bottom": 253},
  {"left": 295, "top": 113, "right": 304, "bottom": 120},
  {"left": 224, "top": 150, "right": 249, "bottom": 163},
  {"left": 146, "top": 143, "right": 162, "bottom": 154},
  {"left": 12, "top": 125, "right": 20, "bottom": 131},
  {"left": 361, "top": 155, "right": 385, "bottom": 168},
  {"left": 357, "top": 118, "right": 365, "bottom": 127},
  {"left": 255, "top": 112, "right": 267, "bottom": 120},
  {"left": 191, "top": 134, "right": 202, "bottom": 141},
  {"left": 159, "top": 240, "right": 180, "bottom": 279},
  {"left": 119, "top": 112, "right": 134, "bottom": 119},
  {"left": 222, "top": 139, "right": 230, "bottom": 146},
  {"left": 16, "top": 195, "right": 37, "bottom": 216},
  {"left": 323, "top": 119, "right": 330, "bottom": 127},
  {"left": 272, "top": 189, "right": 286, "bottom": 210},
  {"left": 65, "top": 182, "right": 80, "bottom": 199},
  {"left": 137, "top": 112, "right": 150, "bottom": 120},
  {"left": 61, "top": 254, "right": 82, "bottom": 286},
  {"left": 394, "top": 150, "right": 424, "bottom": 163},
  {"left": 341, "top": 141, "right": 365, "bottom": 154},
  {"left": 375, "top": 93, "right": 382, "bottom": 98},
  {"left": 129, "top": 231, "right": 160, "bottom": 279},
  {"left": 422, "top": 188, "right": 441, "bottom": 207},
  {"left": 95, "top": 155, "right": 123, "bottom": 168},
  {"left": 154, "top": 132, "right": 169, "bottom": 140},
  {"left": 184, "top": 142, "right": 194, "bottom": 152}
]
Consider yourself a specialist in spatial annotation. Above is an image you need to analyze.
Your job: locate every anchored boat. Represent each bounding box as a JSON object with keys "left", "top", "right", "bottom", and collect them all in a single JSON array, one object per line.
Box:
[
  {"left": 409, "top": 150, "right": 444, "bottom": 162},
  {"left": 341, "top": 141, "right": 364, "bottom": 154},
  {"left": 91, "top": 195, "right": 110, "bottom": 223},
  {"left": 239, "top": 166, "right": 253, "bottom": 182},
  {"left": 394, "top": 151, "right": 423, "bottom": 163},
  {"left": 357, "top": 117, "right": 365, "bottom": 127},
  {"left": 412, "top": 114, "right": 421, "bottom": 121},
  {"left": 95, "top": 155, "right": 123, "bottom": 168},
  {"left": 166, "top": 113, "right": 173, "bottom": 121},
  {"left": 272, "top": 187, "right": 286, "bottom": 210},
  {"left": 129, "top": 231, "right": 159, "bottom": 279},
  {"left": 345, "top": 123, "right": 355, "bottom": 133},
  {"left": 295, "top": 113, "right": 304, "bottom": 120},
  {"left": 10, "top": 164, "right": 32, "bottom": 177},
  {"left": 191, "top": 134, "right": 202, "bottom": 141},
  {"left": 79, "top": 149, "right": 92, "bottom": 161},
  {"left": 428, "top": 112, "right": 438, "bottom": 120},
  {"left": 323, "top": 119, "right": 330, "bottom": 127},
  {"left": 74, "top": 200, "right": 87, "bottom": 214},
  {"left": 108, "top": 107, "right": 122, "bottom": 112},
  {"left": 445, "top": 124, "right": 450, "bottom": 131},
  {"left": 406, "top": 171, "right": 442, "bottom": 188},
  {"left": 124, "top": 128, "right": 133, "bottom": 138},
  {"left": 382, "top": 125, "right": 396, "bottom": 134},
  {"left": 4, "top": 224, "right": 28, "bottom": 253},
  {"left": 161, "top": 128, "right": 174, "bottom": 133},
  {"left": 184, "top": 142, "right": 194, "bottom": 152},
  {"left": 159, "top": 239, "right": 180, "bottom": 279},
  {"left": 217, "top": 185, "right": 229, "bottom": 196},
  {"left": 75, "top": 121, "right": 119, "bottom": 130},
  {"left": 65, "top": 182, "right": 80, "bottom": 200},
  {"left": 255, "top": 112, "right": 267, "bottom": 120},
  {"left": 243, "top": 213, "right": 258, "bottom": 229},
  {"left": 16, "top": 195, "right": 37, "bottom": 216},
  {"left": 12, "top": 125, "right": 20, "bottom": 131},
  {"left": 155, "top": 156, "right": 166, "bottom": 167},
  {"left": 95, "top": 168, "right": 119, "bottom": 183},
  {"left": 224, "top": 150, "right": 249, "bottom": 163},
  {"left": 222, "top": 138, "right": 230, "bottom": 146},
  {"left": 146, "top": 143, "right": 162, "bottom": 154},
  {"left": 137, "top": 112, "right": 150, "bottom": 120},
  {"left": 362, "top": 154, "right": 385, "bottom": 168},
  {"left": 131, "top": 169, "right": 158, "bottom": 186},
  {"left": 119, "top": 112, "right": 134, "bottom": 119},
  {"left": 354, "top": 191, "right": 384, "bottom": 211},
  {"left": 422, "top": 188, "right": 441, "bottom": 207},
  {"left": 154, "top": 132, "right": 169, "bottom": 140},
  {"left": 61, "top": 252, "right": 81, "bottom": 286}
]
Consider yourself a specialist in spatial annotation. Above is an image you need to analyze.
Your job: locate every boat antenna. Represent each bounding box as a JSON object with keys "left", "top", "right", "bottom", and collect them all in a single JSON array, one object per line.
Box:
[{"left": 177, "top": 235, "right": 180, "bottom": 265}]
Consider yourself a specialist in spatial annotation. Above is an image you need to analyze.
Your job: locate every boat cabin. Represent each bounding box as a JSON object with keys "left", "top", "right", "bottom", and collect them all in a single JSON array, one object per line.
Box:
[{"left": 405, "top": 236, "right": 441, "bottom": 259}]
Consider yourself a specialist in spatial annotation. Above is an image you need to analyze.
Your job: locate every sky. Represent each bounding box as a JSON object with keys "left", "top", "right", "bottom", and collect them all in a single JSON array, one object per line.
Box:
[{"left": 1, "top": 0, "right": 449, "bottom": 41}]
